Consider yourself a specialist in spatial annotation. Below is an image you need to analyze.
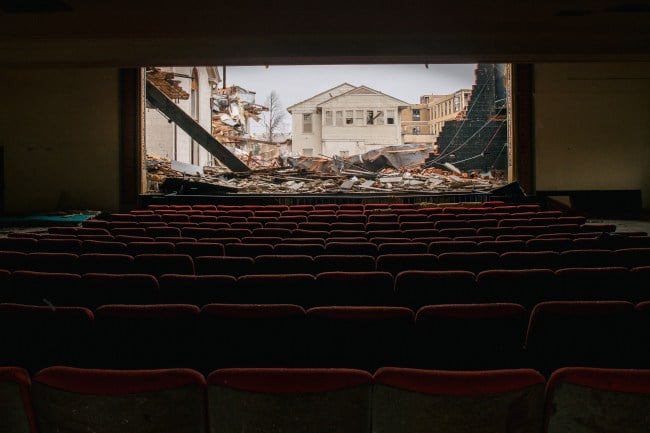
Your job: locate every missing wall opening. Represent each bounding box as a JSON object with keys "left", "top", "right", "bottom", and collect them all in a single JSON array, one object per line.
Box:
[{"left": 142, "top": 64, "right": 513, "bottom": 195}]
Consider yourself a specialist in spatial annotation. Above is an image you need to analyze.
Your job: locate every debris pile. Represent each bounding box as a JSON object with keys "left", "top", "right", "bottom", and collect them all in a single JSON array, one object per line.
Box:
[
  {"left": 145, "top": 148, "right": 507, "bottom": 195},
  {"left": 145, "top": 68, "right": 189, "bottom": 100},
  {"left": 211, "top": 86, "right": 267, "bottom": 146}
]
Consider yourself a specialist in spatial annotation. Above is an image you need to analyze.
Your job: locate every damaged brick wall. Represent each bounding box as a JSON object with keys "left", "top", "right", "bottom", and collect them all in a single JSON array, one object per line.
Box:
[{"left": 429, "top": 64, "right": 508, "bottom": 174}]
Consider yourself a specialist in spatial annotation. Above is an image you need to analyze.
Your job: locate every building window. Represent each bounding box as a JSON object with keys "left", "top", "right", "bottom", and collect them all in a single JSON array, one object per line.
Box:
[
  {"left": 345, "top": 110, "right": 354, "bottom": 125},
  {"left": 335, "top": 111, "right": 343, "bottom": 126},
  {"left": 386, "top": 110, "right": 395, "bottom": 124},
  {"left": 412, "top": 126, "right": 420, "bottom": 135},
  {"left": 303, "top": 114, "right": 312, "bottom": 133},
  {"left": 303, "top": 148, "right": 313, "bottom": 156},
  {"left": 412, "top": 109, "right": 420, "bottom": 121},
  {"left": 375, "top": 110, "right": 384, "bottom": 125},
  {"left": 325, "top": 111, "right": 333, "bottom": 126},
  {"left": 190, "top": 68, "right": 199, "bottom": 120},
  {"left": 366, "top": 110, "right": 374, "bottom": 125},
  {"left": 340, "top": 150, "right": 349, "bottom": 157},
  {"left": 355, "top": 110, "right": 364, "bottom": 125}
]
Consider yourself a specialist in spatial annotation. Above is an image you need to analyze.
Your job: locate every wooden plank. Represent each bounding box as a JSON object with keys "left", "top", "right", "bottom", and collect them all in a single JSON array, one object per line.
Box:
[{"left": 146, "top": 80, "right": 249, "bottom": 172}]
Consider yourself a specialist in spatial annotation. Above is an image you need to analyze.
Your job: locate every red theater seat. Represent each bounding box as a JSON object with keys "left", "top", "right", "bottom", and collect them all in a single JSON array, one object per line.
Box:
[
  {"left": 0, "top": 366, "right": 35, "bottom": 433},
  {"left": 375, "top": 253, "right": 437, "bottom": 276},
  {"left": 545, "top": 368, "right": 650, "bottom": 433},
  {"left": 207, "top": 368, "right": 372, "bottom": 433},
  {"left": 0, "top": 304, "right": 93, "bottom": 373},
  {"left": 372, "top": 368, "right": 544, "bottom": 433},
  {"left": 313, "top": 254, "right": 376, "bottom": 274},
  {"left": 78, "top": 253, "right": 134, "bottom": 274},
  {"left": 525, "top": 301, "right": 638, "bottom": 376},
  {"left": 80, "top": 273, "right": 159, "bottom": 308},
  {"left": 477, "top": 269, "right": 558, "bottom": 308},
  {"left": 201, "top": 304, "right": 306, "bottom": 370},
  {"left": 394, "top": 270, "right": 478, "bottom": 308},
  {"left": 237, "top": 274, "right": 315, "bottom": 306},
  {"left": 313, "top": 271, "right": 395, "bottom": 306},
  {"left": 32, "top": 367, "right": 206, "bottom": 432},
  {"left": 194, "top": 256, "right": 254, "bottom": 277},
  {"left": 159, "top": 274, "right": 237, "bottom": 306},
  {"left": 306, "top": 306, "right": 414, "bottom": 371},
  {"left": 414, "top": 303, "right": 528, "bottom": 370},
  {"left": 92, "top": 304, "right": 200, "bottom": 369}
]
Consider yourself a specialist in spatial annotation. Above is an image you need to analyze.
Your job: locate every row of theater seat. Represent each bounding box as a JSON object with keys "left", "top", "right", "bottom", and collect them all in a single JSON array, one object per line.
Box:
[
  {"left": 1, "top": 301, "right": 650, "bottom": 375},
  {"left": 123, "top": 201, "right": 541, "bottom": 214},
  {"left": 10, "top": 229, "right": 647, "bottom": 249},
  {"left": 60, "top": 220, "right": 616, "bottom": 239},
  {"left": 3, "top": 247, "right": 650, "bottom": 275},
  {"left": 98, "top": 212, "right": 575, "bottom": 225},
  {"left": 144, "top": 200, "right": 528, "bottom": 210},
  {"left": 12, "top": 224, "right": 626, "bottom": 238},
  {"left": 83, "top": 217, "right": 603, "bottom": 230},
  {"left": 1, "top": 365, "right": 649, "bottom": 433},
  {"left": 1, "top": 264, "right": 649, "bottom": 309}
]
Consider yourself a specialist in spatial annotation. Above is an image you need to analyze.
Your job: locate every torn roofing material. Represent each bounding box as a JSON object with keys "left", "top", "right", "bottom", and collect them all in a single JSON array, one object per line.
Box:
[
  {"left": 347, "top": 144, "right": 431, "bottom": 172},
  {"left": 145, "top": 68, "right": 189, "bottom": 100}
]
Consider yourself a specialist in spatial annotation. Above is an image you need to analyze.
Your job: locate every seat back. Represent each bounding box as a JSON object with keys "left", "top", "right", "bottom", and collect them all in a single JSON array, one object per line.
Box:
[
  {"left": 477, "top": 269, "right": 557, "bottom": 308},
  {"left": 373, "top": 367, "right": 545, "bottom": 433},
  {"left": 394, "top": 270, "right": 478, "bottom": 308},
  {"left": 159, "top": 274, "right": 238, "bottom": 306},
  {"left": 313, "top": 271, "right": 395, "bottom": 307},
  {"left": 0, "top": 367, "right": 36, "bottom": 433},
  {"left": 208, "top": 368, "right": 372, "bottom": 433},
  {"left": 32, "top": 367, "right": 206, "bottom": 433},
  {"left": 200, "top": 304, "right": 306, "bottom": 371},
  {"left": 80, "top": 273, "right": 159, "bottom": 308},
  {"left": 237, "top": 274, "right": 315, "bottom": 306},
  {"left": 526, "top": 301, "right": 638, "bottom": 376},
  {"left": 414, "top": 304, "right": 528, "bottom": 370},
  {"left": 93, "top": 304, "right": 200, "bottom": 369},
  {"left": 306, "top": 306, "right": 414, "bottom": 371},
  {"left": 546, "top": 367, "right": 650, "bottom": 433},
  {"left": 0, "top": 304, "right": 93, "bottom": 372}
]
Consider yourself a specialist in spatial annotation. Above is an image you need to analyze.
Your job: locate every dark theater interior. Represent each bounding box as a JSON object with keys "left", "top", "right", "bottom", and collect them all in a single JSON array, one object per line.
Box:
[{"left": 0, "top": 1, "right": 650, "bottom": 432}]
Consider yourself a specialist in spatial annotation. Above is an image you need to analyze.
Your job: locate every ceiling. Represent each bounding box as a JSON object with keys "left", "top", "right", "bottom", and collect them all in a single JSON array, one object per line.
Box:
[{"left": 1, "top": 0, "right": 649, "bottom": 67}]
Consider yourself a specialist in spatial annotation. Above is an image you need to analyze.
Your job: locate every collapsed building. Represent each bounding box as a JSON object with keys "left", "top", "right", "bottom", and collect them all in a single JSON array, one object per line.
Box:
[
  {"left": 425, "top": 63, "right": 509, "bottom": 175},
  {"left": 211, "top": 85, "right": 292, "bottom": 169},
  {"left": 144, "top": 67, "right": 220, "bottom": 168},
  {"left": 144, "top": 64, "right": 511, "bottom": 196}
]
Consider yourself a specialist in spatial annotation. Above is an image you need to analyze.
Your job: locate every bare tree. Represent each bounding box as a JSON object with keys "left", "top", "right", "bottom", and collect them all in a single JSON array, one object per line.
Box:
[{"left": 263, "top": 91, "right": 287, "bottom": 143}]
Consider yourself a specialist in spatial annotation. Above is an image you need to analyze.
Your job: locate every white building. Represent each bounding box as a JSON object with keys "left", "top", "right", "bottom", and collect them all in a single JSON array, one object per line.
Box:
[
  {"left": 287, "top": 84, "right": 408, "bottom": 158},
  {"left": 145, "top": 66, "right": 220, "bottom": 166}
]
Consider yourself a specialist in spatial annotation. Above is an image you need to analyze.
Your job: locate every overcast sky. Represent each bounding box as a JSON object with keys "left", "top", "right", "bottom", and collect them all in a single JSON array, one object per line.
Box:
[{"left": 224, "top": 64, "right": 477, "bottom": 134}]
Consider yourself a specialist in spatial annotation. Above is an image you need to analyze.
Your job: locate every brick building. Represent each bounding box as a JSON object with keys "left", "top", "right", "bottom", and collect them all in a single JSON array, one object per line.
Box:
[{"left": 426, "top": 64, "right": 509, "bottom": 174}]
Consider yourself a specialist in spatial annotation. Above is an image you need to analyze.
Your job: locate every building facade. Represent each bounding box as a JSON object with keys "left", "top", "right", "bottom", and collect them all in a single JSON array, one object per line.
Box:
[
  {"left": 430, "top": 89, "right": 472, "bottom": 136},
  {"left": 401, "top": 98, "right": 433, "bottom": 147},
  {"left": 288, "top": 84, "right": 408, "bottom": 157},
  {"left": 400, "top": 91, "right": 471, "bottom": 150}
]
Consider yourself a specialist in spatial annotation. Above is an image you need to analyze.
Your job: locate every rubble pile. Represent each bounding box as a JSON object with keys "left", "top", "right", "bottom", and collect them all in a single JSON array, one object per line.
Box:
[
  {"left": 211, "top": 86, "right": 267, "bottom": 146},
  {"left": 145, "top": 68, "right": 189, "bottom": 100},
  {"left": 145, "top": 152, "right": 507, "bottom": 195}
]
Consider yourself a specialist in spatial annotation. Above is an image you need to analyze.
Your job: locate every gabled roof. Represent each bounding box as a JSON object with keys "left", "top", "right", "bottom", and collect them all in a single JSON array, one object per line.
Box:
[
  {"left": 316, "top": 85, "right": 409, "bottom": 107},
  {"left": 286, "top": 83, "right": 356, "bottom": 112}
]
